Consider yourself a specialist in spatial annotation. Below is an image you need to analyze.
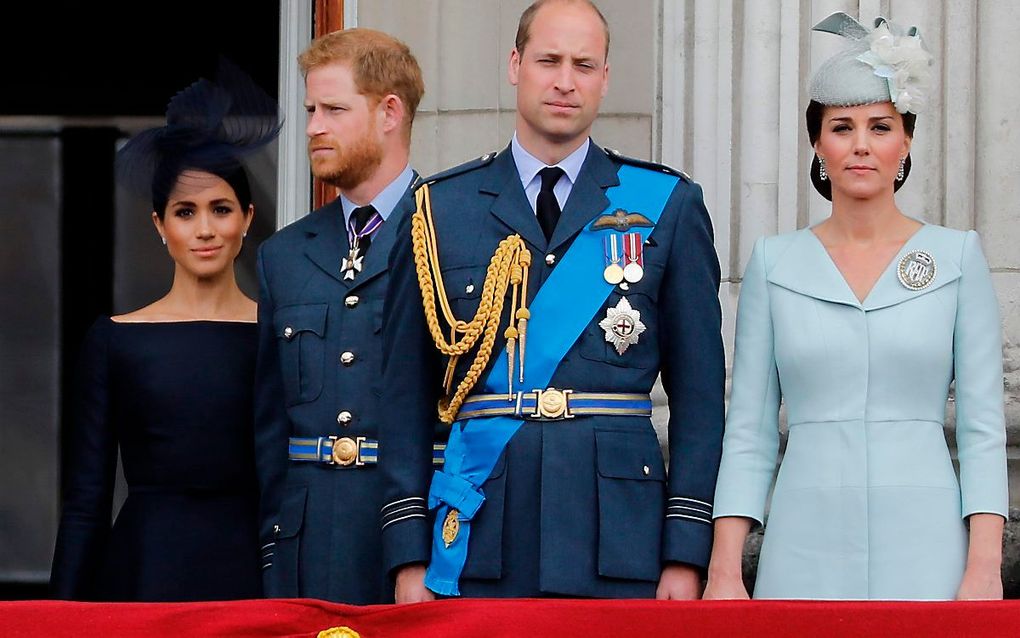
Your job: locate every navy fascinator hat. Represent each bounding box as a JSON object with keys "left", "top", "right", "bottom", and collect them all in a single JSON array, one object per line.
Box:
[{"left": 116, "top": 58, "right": 283, "bottom": 214}]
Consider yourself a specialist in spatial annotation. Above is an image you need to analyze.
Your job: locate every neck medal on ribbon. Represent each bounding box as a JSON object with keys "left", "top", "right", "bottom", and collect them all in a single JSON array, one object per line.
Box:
[{"left": 341, "top": 209, "right": 383, "bottom": 281}]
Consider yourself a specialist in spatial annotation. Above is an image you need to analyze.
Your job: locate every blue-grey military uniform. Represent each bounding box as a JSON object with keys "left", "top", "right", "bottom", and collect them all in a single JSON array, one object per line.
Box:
[
  {"left": 254, "top": 174, "right": 438, "bottom": 603},
  {"left": 378, "top": 144, "right": 725, "bottom": 598}
]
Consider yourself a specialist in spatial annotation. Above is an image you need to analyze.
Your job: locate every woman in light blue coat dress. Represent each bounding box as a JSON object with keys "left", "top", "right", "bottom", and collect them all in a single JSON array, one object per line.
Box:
[{"left": 704, "top": 13, "right": 1007, "bottom": 600}]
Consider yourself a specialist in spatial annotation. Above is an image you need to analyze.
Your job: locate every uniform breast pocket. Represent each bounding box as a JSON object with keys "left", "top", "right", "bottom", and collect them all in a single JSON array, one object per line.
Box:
[
  {"left": 274, "top": 303, "right": 328, "bottom": 407},
  {"left": 578, "top": 292, "right": 658, "bottom": 369},
  {"left": 441, "top": 265, "right": 485, "bottom": 323}
]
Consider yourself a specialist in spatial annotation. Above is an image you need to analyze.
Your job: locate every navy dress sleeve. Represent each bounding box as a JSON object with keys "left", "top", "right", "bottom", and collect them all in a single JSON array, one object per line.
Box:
[{"left": 50, "top": 318, "right": 117, "bottom": 600}]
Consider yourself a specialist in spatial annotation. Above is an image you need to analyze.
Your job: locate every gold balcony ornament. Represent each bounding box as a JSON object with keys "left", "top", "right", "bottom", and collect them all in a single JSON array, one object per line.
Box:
[{"left": 317, "top": 627, "right": 361, "bottom": 638}]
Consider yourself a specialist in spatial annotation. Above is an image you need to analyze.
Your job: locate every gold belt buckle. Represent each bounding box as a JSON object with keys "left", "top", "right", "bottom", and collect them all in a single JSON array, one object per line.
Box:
[
  {"left": 530, "top": 387, "right": 574, "bottom": 420},
  {"left": 329, "top": 436, "right": 366, "bottom": 466}
]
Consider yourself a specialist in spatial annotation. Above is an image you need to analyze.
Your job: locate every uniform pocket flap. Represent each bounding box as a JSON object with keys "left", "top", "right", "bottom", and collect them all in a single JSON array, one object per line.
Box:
[
  {"left": 595, "top": 430, "right": 665, "bottom": 481},
  {"left": 274, "top": 303, "right": 328, "bottom": 339},
  {"left": 443, "top": 266, "right": 485, "bottom": 300},
  {"left": 275, "top": 485, "right": 309, "bottom": 539}
]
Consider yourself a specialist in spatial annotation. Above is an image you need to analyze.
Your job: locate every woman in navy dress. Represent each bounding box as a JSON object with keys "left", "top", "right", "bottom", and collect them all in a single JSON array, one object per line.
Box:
[{"left": 50, "top": 64, "right": 280, "bottom": 601}]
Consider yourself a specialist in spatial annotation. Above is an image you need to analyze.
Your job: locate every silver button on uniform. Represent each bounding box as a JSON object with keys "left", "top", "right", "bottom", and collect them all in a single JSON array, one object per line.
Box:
[
  {"left": 465, "top": 284, "right": 475, "bottom": 294},
  {"left": 345, "top": 295, "right": 359, "bottom": 308},
  {"left": 283, "top": 326, "right": 294, "bottom": 339},
  {"left": 340, "top": 351, "right": 356, "bottom": 366},
  {"left": 642, "top": 465, "right": 650, "bottom": 476},
  {"left": 337, "top": 410, "right": 353, "bottom": 426},
  {"left": 545, "top": 254, "right": 556, "bottom": 266}
]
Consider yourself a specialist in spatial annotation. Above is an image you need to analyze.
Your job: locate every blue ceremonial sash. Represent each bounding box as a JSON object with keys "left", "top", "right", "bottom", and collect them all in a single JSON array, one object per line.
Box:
[{"left": 425, "top": 164, "right": 680, "bottom": 595}]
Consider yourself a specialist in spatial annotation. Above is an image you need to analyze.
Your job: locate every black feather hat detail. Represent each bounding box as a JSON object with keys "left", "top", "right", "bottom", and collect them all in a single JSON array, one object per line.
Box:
[{"left": 116, "top": 58, "right": 282, "bottom": 212}]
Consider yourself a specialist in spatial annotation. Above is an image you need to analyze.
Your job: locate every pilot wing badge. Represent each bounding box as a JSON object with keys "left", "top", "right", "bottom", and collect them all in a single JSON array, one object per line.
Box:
[{"left": 590, "top": 208, "right": 654, "bottom": 232}]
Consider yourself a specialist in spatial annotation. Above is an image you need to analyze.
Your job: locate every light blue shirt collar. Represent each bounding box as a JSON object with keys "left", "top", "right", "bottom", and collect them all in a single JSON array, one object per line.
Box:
[
  {"left": 511, "top": 134, "right": 589, "bottom": 213},
  {"left": 339, "top": 164, "right": 415, "bottom": 227}
]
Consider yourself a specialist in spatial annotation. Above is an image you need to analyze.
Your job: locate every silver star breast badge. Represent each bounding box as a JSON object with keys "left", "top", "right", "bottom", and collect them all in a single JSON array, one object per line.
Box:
[{"left": 599, "top": 296, "right": 646, "bottom": 355}]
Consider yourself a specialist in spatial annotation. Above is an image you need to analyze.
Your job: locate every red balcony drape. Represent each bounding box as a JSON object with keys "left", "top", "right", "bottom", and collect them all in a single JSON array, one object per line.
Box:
[{"left": 2, "top": 598, "right": 1016, "bottom": 637}]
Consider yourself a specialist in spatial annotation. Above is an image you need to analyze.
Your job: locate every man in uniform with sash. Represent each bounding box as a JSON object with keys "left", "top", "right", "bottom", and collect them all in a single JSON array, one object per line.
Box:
[
  {"left": 379, "top": 0, "right": 724, "bottom": 601},
  {"left": 254, "top": 29, "right": 442, "bottom": 604}
]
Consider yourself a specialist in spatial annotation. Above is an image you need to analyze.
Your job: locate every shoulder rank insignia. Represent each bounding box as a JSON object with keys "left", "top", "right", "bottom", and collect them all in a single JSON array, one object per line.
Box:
[
  {"left": 423, "top": 150, "right": 499, "bottom": 186},
  {"left": 591, "top": 208, "right": 655, "bottom": 232},
  {"left": 604, "top": 147, "right": 692, "bottom": 181}
]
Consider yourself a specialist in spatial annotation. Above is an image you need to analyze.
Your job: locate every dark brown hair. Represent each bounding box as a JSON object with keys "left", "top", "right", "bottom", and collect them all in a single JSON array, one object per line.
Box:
[
  {"left": 806, "top": 99, "right": 917, "bottom": 201},
  {"left": 153, "top": 163, "right": 252, "bottom": 220}
]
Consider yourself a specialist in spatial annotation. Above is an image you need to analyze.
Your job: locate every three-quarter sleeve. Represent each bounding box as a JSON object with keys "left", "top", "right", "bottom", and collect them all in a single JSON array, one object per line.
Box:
[
  {"left": 50, "top": 318, "right": 117, "bottom": 599},
  {"left": 712, "top": 237, "right": 782, "bottom": 527}
]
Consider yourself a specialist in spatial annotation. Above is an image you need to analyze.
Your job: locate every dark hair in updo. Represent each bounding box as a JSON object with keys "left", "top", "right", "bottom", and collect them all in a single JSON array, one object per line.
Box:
[
  {"left": 152, "top": 157, "right": 253, "bottom": 220},
  {"left": 806, "top": 99, "right": 917, "bottom": 201}
]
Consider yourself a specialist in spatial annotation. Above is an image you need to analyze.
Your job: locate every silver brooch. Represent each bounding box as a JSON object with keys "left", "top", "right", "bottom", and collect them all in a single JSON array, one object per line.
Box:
[
  {"left": 599, "top": 296, "right": 646, "bottom": 355},
  {"left": 897, "top": 250, "right": 936, "bottom": 291}
]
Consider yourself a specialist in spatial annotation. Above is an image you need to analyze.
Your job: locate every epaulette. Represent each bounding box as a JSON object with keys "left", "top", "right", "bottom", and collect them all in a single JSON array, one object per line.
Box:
[
  {"left": 603, "top": 147, "right": 692, "bottom": 182},
  {"left": 422, "top": 151, "right": 499, "bottom": 187}
]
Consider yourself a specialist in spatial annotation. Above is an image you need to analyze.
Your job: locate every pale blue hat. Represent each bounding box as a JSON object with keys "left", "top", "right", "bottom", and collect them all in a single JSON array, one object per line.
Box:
[{"left": 809, "top": 12, "right": 933, "bottom": 115}]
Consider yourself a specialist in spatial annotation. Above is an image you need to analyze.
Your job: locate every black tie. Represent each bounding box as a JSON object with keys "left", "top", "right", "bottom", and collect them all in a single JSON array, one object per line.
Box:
[
  {"left": 351, "top": 205, "right": 377, "bottom": 256},
  {"left": 536, "top": 166, "right": 564, "bottom": 242}
]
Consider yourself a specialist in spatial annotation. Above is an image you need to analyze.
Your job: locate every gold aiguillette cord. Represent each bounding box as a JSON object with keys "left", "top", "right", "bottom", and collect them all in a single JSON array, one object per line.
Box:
[{"left": 411, "top": 183, "right": 532, "bottom": 423}]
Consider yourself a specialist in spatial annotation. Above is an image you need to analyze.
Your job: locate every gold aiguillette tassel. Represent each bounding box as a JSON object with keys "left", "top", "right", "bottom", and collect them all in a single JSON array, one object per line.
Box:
[
  {"left": 516, "top": 308, "right": 529, "bottom": 383},
  {"left": 505, "top": 260, "right": 523, "bottom": 399},
  {"left": 504, "top": 328, "right": 517, "bottom": 401},
  {"left": 517, "top": 250, "right": 532, "bottom": 383}
]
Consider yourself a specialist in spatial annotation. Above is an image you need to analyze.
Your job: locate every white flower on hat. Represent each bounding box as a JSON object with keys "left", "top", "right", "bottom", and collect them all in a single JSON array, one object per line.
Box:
[{"left": 856, "top": 22, "right": 934, "bottom": 114}]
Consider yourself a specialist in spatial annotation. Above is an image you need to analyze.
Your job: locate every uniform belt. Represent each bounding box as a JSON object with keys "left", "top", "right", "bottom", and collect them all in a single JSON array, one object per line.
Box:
[
  {"left": 456, "top": 388, "right": 653, "bottom": 422},
  {"left": 289, "top": 436, "right": 446, "bottom": 468}
]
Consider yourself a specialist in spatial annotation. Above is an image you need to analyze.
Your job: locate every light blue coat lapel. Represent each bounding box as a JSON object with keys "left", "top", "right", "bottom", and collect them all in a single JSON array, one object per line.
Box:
[
  {"left": 862, "top": 226, "right": 961, "bottom": 310},
  {"left": 766, "top": 229, "right": 859, "bottom": 307},
  {"left": 766, "top": 225, "right": 962, "bottom": 310}
]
